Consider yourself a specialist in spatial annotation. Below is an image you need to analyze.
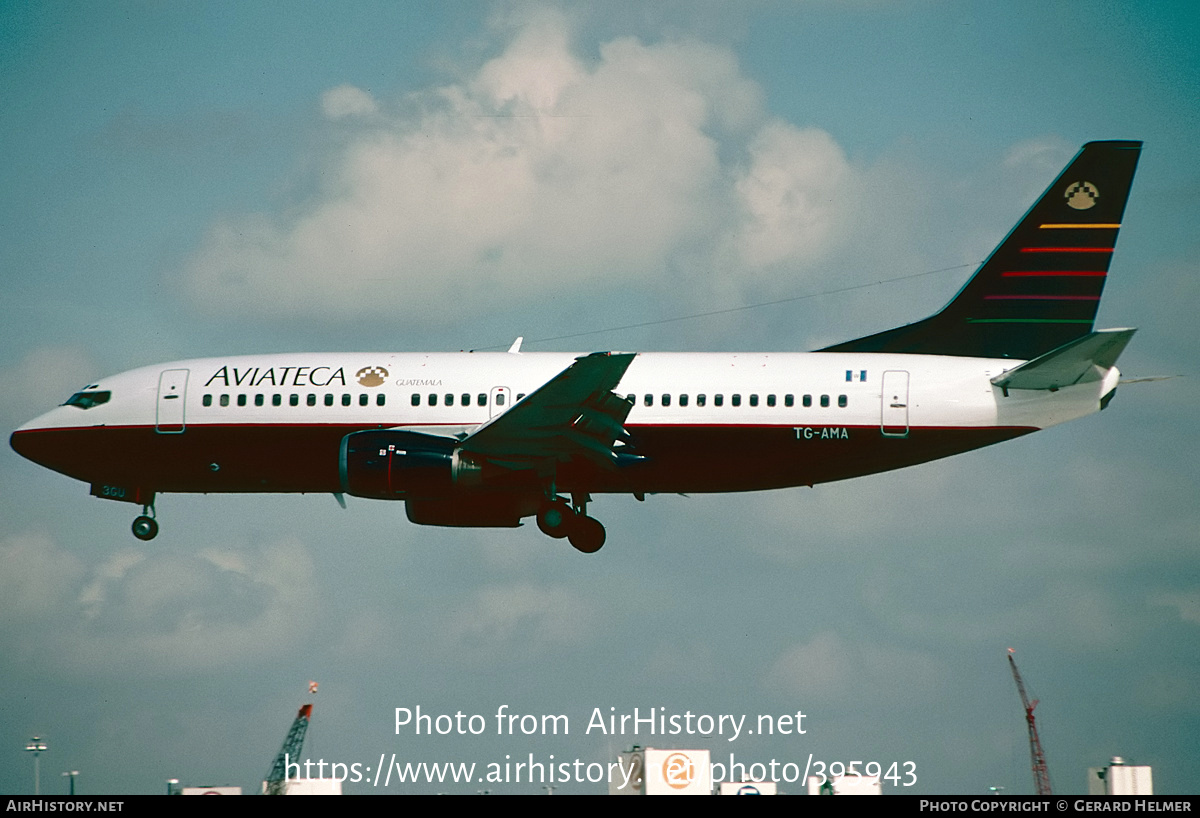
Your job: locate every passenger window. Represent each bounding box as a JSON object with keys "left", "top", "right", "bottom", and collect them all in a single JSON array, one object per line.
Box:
[
  {"left": 359, "top": 394, "right": 368, "bottom": 406},
  {"left": 838, "top": 394, "right": 848, "bottom": 408},
  {"left": 516, "top": 393, "right": 525, "bottom": 402},
  {"left": 324, "top": 394, "right": 333, "bottom": 407},
  {"left": 644, "top": 394, "right": 653, "bottom": 407},
  {"left": 803, "top": 394, "right": 812, "bottom": 408},
  {"left": 679, "top": 394, "right": 689, "bottom": 407},
  {"left": 714, "top": 394, "right": 723, "bottom": 407},
  {"left": 255, "top": 394, "right": 264, "bottom": 407},
  {"left": 220, "top": 394, "right": 229, "bottom": 407},
  {"left": 273, "top": 394, "right": 282, "bottom": 407},
  {"left": 377, "top": 394, "right": 386, "bottom": 407},
  {"left": 342, "top": 394, "right": 351, "bottom": 407},
  {"left": 627, "top": 394, "right": 636, "bottom": 404},
  {"left": 697, "top": 394, "right": 706, "bottom": 407},
  {"left": 496, "top": 393, "right": 505, "bottom": 406},
  {"left": 749, "top": 394, "right": 758, "bottom": 407},
  {"left": 785, "top": 394, "right": 794, "bottom": 407},
  {"left": 237, "top": 394, "right": 247, "bottom": 407},
  {"left": 661, "top": 394, "right": 671, "bottom": 407},
  {"left": 428, "top": 393, "right": 438, "bottom": 407},
  {"left": 289, "top": 394, "right": 299, "bottom": 407},
  {"left": 203, "top": 394, "right": 212, "bottom": 407},
  {"left": 307, "top": 394, "right": 316, "bottom": 407},
  {"left": 445, "top": 394, "right": 454, "bottom": 406},
  {"left": 820, "top": 394, "right": 830, "bottom": 408},
  {"left": 477, "top": 394, "right": 486, "bottom": 407},
  {"left": 767, "top": 394, "right": 776, "bottom": 407},
  {"left": 411, "top": 394, "right": 420, "bottom": 406},
  {"left": 462, "top": 393, "right": 470, "bottom": 406},
  {"left": 732, "top": 394, "right": 741, "bottom": 407}
]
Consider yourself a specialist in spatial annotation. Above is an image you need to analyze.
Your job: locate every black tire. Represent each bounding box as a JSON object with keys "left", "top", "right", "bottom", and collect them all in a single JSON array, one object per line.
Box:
[
  {"left": 132, "top": 515, "right": 159, "bottom": 541},
  {"left": 567, "top": 516, "right": 605, "bottom": 553},
  {"left": 536, "top": 502, "right": 573, "bottom": 539}
]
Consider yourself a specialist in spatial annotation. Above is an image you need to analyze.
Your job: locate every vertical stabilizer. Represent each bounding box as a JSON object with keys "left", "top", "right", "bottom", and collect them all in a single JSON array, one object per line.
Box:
[{"left": 821, "top": 141, "right": 1141, "bottom": 360}]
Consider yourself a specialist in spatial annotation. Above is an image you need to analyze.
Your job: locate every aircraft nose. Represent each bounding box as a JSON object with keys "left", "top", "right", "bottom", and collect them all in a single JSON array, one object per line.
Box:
[
  {"left": 10, "top": 410, "right": 72, "bottom": 471},
  {"left": 10, "top": 422, "right": 93, "bottom": 483},
  {"left": 11, "top": 427, "right": 48, "bottom": 466}
]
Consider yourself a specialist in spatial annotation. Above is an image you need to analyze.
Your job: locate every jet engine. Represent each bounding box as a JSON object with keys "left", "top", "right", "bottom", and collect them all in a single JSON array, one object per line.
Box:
[
  {"left": 339, "top": 430, "right": 478, "bottom": 498},
  {"left": 339, "top": 430, "right": 537, "bottom": 526}
]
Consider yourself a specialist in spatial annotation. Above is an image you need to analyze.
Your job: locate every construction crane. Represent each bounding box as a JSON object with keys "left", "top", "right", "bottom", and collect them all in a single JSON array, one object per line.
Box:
[
  {"left": 264, "top": 684, "right": 317, "bottom": 796},
  {"left": 1007, "top": 648, "right": 1052, "bottom": 795}
]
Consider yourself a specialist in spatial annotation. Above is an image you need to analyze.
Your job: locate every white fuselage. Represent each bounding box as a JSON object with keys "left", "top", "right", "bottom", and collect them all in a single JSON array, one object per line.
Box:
[{"left": 12, "top": 350, "right": 1115, "bottom": 499}]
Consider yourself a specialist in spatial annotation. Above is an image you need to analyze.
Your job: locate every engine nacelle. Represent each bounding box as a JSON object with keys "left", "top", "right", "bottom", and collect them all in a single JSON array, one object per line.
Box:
[
  {"left": 340, "top": 430, "right": 457, "bottom": 499},
  {"left": 338, "top": 430, "right": 515, "bottom": 500}
]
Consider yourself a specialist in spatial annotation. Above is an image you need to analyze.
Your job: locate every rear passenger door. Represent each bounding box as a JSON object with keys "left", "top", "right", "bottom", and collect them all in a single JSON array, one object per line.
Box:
[{"left": 880, "top": 370, "right": 909, "bottom": 437}]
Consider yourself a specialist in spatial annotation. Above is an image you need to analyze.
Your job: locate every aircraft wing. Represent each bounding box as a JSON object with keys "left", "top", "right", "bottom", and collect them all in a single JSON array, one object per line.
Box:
[{"left": 459, "top": 352, "right": 637, "bottom": 470}]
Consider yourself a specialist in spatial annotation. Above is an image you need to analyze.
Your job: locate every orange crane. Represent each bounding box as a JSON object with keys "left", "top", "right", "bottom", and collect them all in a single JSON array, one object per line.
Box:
[{"left": 1007, "top": 649, "right": 1051, "bottom": 795}]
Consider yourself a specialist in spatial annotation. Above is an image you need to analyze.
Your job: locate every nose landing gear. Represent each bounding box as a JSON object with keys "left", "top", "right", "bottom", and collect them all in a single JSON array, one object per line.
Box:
[
  {"left": 132, "top": 504, "right": 158, "bottom": 541},
  {"left": 536, "top": 494, "right": 606, "bottom": 553}
]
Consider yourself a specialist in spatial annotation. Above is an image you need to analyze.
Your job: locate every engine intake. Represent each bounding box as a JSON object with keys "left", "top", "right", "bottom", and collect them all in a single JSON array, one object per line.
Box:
[{"left": 340, "top": 430, "right": 457, "bottom": 499}]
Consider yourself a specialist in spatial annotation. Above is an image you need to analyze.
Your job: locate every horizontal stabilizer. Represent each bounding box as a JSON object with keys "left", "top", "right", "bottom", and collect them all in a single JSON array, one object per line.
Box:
[{"left": 991, "top": 328, "right": 1136, "bottom": 391}]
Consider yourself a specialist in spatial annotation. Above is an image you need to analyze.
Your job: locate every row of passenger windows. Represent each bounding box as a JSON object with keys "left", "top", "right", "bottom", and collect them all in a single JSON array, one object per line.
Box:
[
  {"left": 201, "top": 391, "right": 849, "bottom": 409},
  {"left": 413, "top": 393, "right": 523, "bottom": 407},
  {"left": 200, "top": 392, "right": 523, "bottom": 409},
  {"left": 632, "top": 393, "right": 848, "bottom": 408},
  {"left": 203, "top": 393, "right": 388, "bottom": 408}
]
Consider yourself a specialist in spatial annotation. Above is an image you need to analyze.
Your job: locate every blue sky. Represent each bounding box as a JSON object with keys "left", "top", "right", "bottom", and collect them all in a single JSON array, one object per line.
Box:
[{"left": 2, "top": 1, "right": 1198, "bottom": 795}]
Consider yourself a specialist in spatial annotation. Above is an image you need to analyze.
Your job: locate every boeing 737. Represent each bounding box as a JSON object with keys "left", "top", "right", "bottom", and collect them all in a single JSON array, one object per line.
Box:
[{"left": 10, "top": 141, "right": 1142, "bottom": 553}]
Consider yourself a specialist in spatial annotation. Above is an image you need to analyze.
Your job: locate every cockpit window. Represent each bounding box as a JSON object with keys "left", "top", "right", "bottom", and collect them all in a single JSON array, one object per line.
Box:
[{"left": 63, "top": 390, "right": 111, "bottom": 409}]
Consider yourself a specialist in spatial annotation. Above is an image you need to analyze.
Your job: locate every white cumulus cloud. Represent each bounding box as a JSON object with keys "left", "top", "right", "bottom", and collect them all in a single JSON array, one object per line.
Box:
[
  {"left": 0, "top": 532, "right": 319, "bottom": 676},
  {"left": 321, "top": 84, "right": 380, "bottom": 119},
  {"left": 179, "top": 13, "right": 865, "bottom": 325},
  {"left": 734, "top": 123, "right": 852, "bottom": 269},
  {"left": 767, "top": 630, "right": 939, "bottom": 703},
  {"left": 0, "top": 345, "right": 98, "bottom": 431},
  {"left": 443, "top": 582, "right": 594, "bottom": 663}
]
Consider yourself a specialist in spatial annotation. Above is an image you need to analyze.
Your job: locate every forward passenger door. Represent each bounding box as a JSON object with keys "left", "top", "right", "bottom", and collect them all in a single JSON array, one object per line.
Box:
[{"left": 156, "top": 369, "right": 189, "bottom": 433}]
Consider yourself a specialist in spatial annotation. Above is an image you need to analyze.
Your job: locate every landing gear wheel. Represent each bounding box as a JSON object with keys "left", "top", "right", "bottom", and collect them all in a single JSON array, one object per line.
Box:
[
  {"left": 537, "top": 502, "right": 573, "bottom": 539},
  {"left": 567, "top": 516, "right": 606, "bottom": 554},
  {"left": 132, "top": 515, "right": 159, "bottom": 541}
]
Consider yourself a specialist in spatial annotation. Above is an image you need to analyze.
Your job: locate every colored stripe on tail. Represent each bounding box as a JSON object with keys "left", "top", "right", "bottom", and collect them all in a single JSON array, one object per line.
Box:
[{"left": 821, "top": 140, "right": 1141, "bottom": 360}]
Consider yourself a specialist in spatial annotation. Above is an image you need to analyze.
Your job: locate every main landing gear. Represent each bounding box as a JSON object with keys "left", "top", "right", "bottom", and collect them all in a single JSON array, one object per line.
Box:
[
  {"left": 536, "top": 494, "right": 606, "bottom": 553},
  {"left": 131, "top": 503, "right": 158, "bottom": 541}
]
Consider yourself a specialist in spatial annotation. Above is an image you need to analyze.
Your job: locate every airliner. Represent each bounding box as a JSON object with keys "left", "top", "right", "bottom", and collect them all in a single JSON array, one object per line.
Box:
[{"left": 10, "top": 141, "right": 1142, "bottom": 553}]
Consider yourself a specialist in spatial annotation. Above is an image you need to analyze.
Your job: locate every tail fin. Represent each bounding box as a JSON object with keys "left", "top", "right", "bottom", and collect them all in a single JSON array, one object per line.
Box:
[{"left": 821, "top": 140, "right": 1142, "bottom": 360}]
